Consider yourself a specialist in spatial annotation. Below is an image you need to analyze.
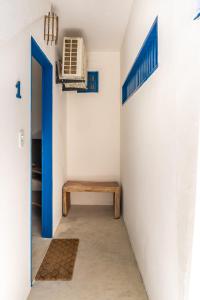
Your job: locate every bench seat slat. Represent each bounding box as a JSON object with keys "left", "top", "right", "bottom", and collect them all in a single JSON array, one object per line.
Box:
[{"left": 63, "top": 181, "right": 120, "bottom": 193}]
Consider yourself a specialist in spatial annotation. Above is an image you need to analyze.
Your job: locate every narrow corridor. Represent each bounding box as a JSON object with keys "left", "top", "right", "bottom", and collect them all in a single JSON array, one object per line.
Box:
[{"left": 29, "top": 206, "right": 148, "bottom": 300}]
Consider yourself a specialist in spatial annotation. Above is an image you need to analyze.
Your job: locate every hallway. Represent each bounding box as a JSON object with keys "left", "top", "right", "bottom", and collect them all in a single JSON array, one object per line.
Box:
[
  {"left": 1, "top": 1, "right": 200, "bottom": 300},
  {"left": 29, "top": 206, "right": 148, "bottom": 300}
]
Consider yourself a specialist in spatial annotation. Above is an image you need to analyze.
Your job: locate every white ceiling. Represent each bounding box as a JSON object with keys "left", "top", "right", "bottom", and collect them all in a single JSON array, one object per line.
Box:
[
  {"left": 52, "top": 0, "right": 133, "bottom": 51},
  {"left": 0, "top": 0, "right": 50, "bottom": 42}
]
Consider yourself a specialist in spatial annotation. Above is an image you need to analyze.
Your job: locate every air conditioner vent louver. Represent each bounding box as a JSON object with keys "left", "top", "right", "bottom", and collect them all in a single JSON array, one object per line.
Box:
[
  {"left": 63, "top": 39, "right": 77, "bottom": 75},
  {"left": 62, "top": 37, "right": 87, "bottom": 81}
]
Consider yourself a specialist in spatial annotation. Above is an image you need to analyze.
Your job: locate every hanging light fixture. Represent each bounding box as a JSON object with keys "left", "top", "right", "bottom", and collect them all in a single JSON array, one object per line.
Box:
[{"left": 44, "top": 11, "right": 58, "bottom": 45}]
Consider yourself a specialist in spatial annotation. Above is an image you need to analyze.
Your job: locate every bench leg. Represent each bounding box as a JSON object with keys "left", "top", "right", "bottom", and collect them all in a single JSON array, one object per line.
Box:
[
  {"left": 114, "top": 190, "right": 120, "bottom": 219},
  {"left": 62, "top": 191, "right": 71, "bottom": 217},
  {"left": 113, "top": 193, "right": 115, "bottom": 207}
]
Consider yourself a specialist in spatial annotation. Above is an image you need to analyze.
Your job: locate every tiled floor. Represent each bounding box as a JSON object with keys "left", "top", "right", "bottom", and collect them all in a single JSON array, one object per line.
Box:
[{"left": 29, "top": 205, "right": 148, "bottom": 300}]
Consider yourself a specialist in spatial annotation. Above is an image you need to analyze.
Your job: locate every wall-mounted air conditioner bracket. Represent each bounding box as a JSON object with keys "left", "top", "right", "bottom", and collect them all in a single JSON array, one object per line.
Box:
[
  {"left": 56, "top": 61, "right": 99, "bottom": 94},
  {"left": 56, "top": 62, "right": 85, "bottom": 84}
]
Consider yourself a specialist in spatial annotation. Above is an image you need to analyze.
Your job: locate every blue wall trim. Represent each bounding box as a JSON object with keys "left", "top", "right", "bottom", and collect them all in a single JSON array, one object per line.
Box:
[
  {"left": 194, "top": 11, "right": 200, "bottom": 20},
  {"left": 77, "top": 71, "right": 99, "bottom": 93},
  {"left": 122, "top": 17, "right": 158, "bottom": 104},
  {"left": 31, "top": 37, "right": 53, "bottom": 239}
]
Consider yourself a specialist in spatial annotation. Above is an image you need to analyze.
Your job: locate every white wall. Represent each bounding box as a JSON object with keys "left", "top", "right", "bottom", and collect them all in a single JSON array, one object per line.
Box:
[
  {"left": 66, "top": 52, "right": 120, "bottom": 205},
  {"left": 176, "top": 2, "right": 200, "bottom": 300},
  {"left": 120, "top": 1, "right": 200, "bottom": 300},
  {"left": 0, "top": 7, "right": 67, "bottom": 300},
  {"left": 188, "top": 122, "right": 200, "bottom": 300},
  {"left": 32, "top": 57, "right": 42, "bottom": 139}
]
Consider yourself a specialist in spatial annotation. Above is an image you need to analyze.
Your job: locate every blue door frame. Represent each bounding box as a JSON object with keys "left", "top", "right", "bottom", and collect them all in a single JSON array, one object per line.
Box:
[{"left": 31, "top": 37, "right": 53, "bottom": 240}]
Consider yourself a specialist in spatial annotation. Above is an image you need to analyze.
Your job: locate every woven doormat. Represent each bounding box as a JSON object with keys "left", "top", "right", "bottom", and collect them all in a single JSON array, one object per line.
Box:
[{"left": 35, "top": 239, "right": 79, "bottom": 281}]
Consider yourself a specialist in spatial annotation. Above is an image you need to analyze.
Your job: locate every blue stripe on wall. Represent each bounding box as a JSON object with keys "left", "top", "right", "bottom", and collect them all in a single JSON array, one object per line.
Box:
[{"left": 122, "top": 17, "right": 158, "bottom": 104}]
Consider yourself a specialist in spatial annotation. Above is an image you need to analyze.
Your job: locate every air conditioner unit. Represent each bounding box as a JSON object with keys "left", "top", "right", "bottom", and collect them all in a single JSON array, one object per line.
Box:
[{"left": 62, "top": 37, "right": 87, "bottom": 81}]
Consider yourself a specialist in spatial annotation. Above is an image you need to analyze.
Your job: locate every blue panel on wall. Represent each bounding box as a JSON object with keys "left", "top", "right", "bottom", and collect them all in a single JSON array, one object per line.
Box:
[
  {"left": 194, "top": 11, "right": 200, "bottom": 20},
  {"left": 77, "top": 71, "right": 99, "bottom": 93},
  {"left": 122, "top": 17, "right": 158, "bottom": 104}
]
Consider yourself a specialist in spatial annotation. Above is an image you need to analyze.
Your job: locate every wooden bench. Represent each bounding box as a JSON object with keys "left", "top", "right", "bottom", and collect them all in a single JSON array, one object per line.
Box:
[{"left": 62, "top": 181, "right": 121, "bottom": 219}]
